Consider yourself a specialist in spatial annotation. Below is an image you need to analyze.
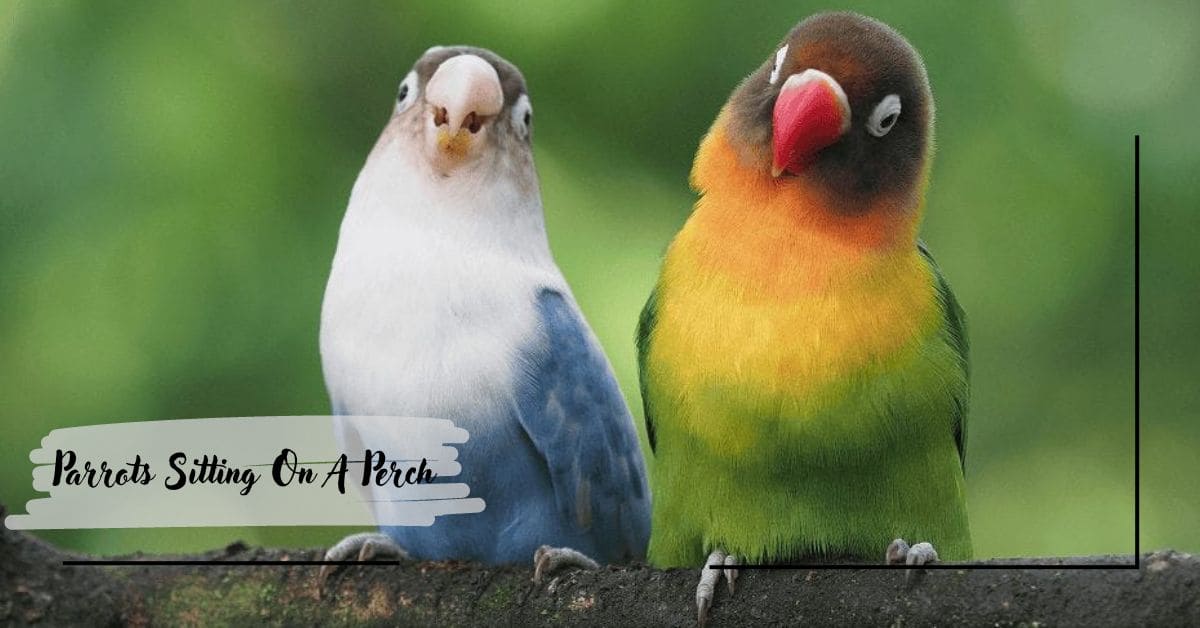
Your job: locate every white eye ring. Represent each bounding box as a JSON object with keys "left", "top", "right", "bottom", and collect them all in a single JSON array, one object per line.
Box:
[
  {"left": 395, "top": 71, "right": 418, "bottom": 113},
  {"left": 769, "top": 44, "right": 789, "bottom": 85},
  {"left": 867, "top": 94, "right": 901, "bottom": 137},
  {"left": 511, "top": 93, "right": 532, "bottom": 139}
]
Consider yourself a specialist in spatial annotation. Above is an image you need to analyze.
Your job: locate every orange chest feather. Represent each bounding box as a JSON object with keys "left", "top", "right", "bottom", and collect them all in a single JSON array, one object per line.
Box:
[
  {"left": 653, "top": 229, "right": 939, "bottom": 400},
  {"left": 650, "top": 126, "right": 940, "bottom": 399}
]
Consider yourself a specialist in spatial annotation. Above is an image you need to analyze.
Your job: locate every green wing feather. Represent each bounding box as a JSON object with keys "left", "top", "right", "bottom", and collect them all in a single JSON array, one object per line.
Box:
[
  {"left": 918, "top": 241, "right": 970, "bottom": 469},
  {"left": 636, "top": 286, "right": 660, "bottom": 454}
]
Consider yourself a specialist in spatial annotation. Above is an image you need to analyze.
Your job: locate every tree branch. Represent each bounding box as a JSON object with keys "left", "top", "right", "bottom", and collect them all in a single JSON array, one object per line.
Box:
[{"left": 1, "top": 509, "right": 1194, "bottom": 626}]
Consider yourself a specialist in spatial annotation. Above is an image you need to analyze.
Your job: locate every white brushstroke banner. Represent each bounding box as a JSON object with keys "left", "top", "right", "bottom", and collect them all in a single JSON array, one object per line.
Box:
[{"left": 3, "top": 416, "right": 486, "bottom": 529}]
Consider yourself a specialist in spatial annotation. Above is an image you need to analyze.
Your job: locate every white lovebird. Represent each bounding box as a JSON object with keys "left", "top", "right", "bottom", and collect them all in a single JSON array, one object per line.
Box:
[{"left": 318, "top": 46, "right": 650, "bottom": 581}]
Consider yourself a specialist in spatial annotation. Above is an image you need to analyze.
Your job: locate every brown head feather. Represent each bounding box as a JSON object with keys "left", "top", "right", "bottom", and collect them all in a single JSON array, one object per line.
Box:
[{"left": 727, "top": 12, "right": 933, "bottom": 213}]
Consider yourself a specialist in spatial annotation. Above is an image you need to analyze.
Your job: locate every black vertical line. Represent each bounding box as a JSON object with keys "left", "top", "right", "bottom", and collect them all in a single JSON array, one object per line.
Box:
[{"left": 1134, "top": 134, "right": 1141, "bottom": 565}]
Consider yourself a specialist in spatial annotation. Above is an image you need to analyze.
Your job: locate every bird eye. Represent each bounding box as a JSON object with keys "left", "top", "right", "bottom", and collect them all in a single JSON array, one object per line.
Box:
[
  {"left": 396, "top": 71, "right": 418, "bottom": 113},
  {"left": 769, "top": 44, "right": 789, "bottom": 85},
  {"left": 867, "top": 94, "right": 901, "bottom": 137},
  {"left": 511, "top": 93, "right": 533, "bottom": 139}
]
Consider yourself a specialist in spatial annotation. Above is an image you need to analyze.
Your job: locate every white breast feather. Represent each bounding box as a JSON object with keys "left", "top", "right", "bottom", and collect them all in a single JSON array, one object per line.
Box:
[{"left": 319, "top": 122, "right": 565, "bottom": 428}]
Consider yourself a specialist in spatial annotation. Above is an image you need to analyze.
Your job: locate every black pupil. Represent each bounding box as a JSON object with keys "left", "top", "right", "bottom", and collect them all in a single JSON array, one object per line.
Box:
[
  {"left": 881, "top": 113, "right": 897, "bottom": 128},
  {"left": 523, "top": 111, "right": 531, "bottom": 126},
  {"left": 398, "top": 84, "right": 409, "bottom": 101}
]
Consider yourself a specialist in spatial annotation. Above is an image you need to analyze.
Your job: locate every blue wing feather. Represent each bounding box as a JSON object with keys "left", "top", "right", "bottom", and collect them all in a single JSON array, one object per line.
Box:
[{"left": 513, "top": 288, "right": 651, "bottom": 562}]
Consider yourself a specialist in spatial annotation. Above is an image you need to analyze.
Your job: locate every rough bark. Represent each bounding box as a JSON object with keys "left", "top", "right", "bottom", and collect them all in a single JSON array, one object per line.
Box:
[{"left": 2, "top": 510, "right": 1195, "bottom": 626}]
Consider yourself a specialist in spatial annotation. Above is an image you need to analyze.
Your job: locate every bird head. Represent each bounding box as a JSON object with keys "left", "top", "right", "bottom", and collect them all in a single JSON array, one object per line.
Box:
[
  {"left": 386, "top": 46, "right": 533, "bottom": 177},
  {"left": 713, "top": 12, "right": 933, "bottom": 214}
]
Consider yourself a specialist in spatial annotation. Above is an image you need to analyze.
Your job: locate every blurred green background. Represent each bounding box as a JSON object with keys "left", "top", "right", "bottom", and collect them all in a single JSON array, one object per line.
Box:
[{"left": 1, "top": 0, "right": 1195, "bottom": 559}]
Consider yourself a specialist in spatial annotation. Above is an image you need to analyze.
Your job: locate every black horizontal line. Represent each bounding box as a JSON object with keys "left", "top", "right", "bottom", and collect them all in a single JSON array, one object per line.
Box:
[
  {"left": 63, "top": 560, "right": 401, "bottom": 566},
  {"left": 708, "top": 563, "right": 1139, "bottom": 570}
]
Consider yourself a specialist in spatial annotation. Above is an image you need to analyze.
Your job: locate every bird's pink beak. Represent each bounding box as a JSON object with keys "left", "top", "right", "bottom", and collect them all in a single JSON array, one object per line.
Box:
[
  {"left": 425, "top": 54, "right": 504, "bottom": 158},
  {"left": 772, "top": 69, "right": 850, "bottom": 177}
]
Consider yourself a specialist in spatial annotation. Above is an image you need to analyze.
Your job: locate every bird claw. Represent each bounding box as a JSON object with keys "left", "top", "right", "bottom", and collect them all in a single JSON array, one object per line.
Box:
[
  {"left": 531, "top": 545, "right": 599, "bottom": 584},
  {"left": 885, "top": 538, "right": 910, "bottom": 564},
  {"left": 886, "top": 538, "right": 938, "bottom": 585},
  {"left": 724, "top": 553, "right": 739, "bottom": 595},
  {"left": 317, "top": 532, "right": 408, "bottom": 598},
  {"left": 696, "top": 549, "right": 739, "bottom": 626}
]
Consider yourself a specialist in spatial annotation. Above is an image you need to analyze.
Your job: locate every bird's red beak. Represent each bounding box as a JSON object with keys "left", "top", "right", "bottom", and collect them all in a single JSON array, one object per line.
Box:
[{"left": 772, "top": 69, "right": 850, "bottom": 177}]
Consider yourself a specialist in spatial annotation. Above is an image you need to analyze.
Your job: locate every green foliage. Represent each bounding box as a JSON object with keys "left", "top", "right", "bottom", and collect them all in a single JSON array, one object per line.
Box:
[{"left": 1, "top": 1, "right": 1195, "bottom": 558}]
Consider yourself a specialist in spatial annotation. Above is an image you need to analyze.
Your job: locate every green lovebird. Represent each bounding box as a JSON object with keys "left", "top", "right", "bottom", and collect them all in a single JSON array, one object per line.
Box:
[{"left": 636, "top": 12, "right": 971, "bottom": 621}]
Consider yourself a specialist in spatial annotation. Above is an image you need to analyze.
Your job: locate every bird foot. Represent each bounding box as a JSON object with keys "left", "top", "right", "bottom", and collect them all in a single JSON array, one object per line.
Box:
[
  {"left": 317, "top": 532, "right": 409, "bottom": 597},
  {"left": 886, "top": 538, "right": 938, "bottom": 584},
  {"left": 696, "top": 549, "right": 739, "bottom": 626},
  {"left": 531, "top": 545, "right": 600, "bottom": 584}
]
